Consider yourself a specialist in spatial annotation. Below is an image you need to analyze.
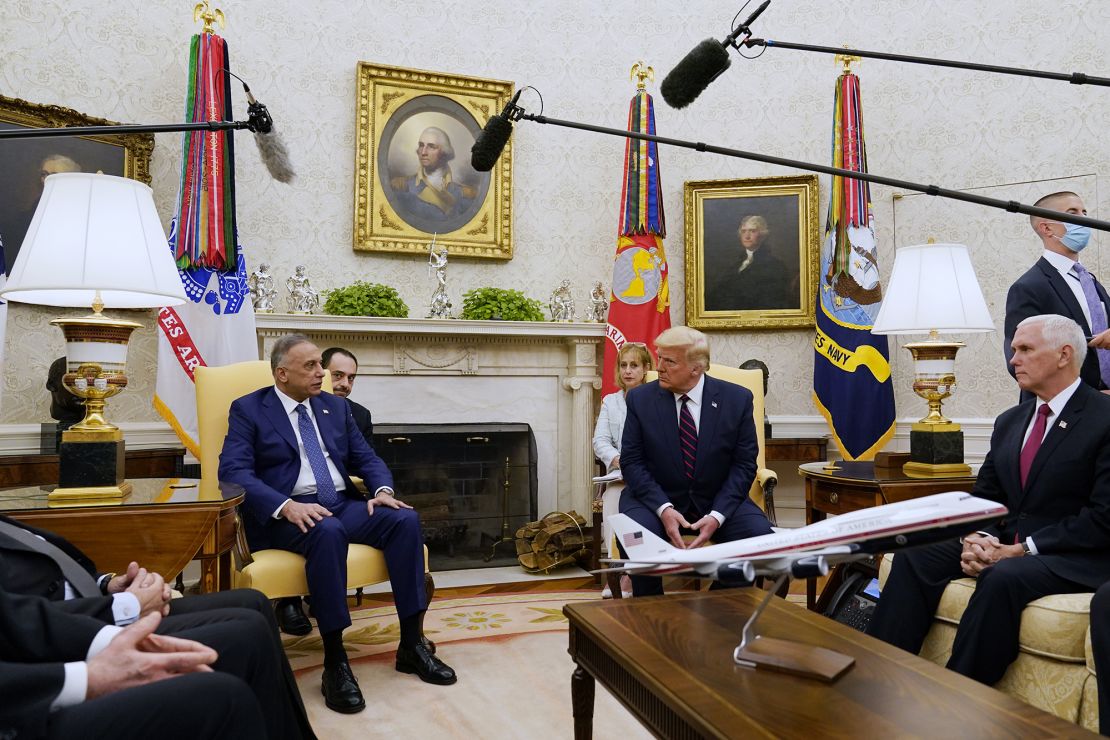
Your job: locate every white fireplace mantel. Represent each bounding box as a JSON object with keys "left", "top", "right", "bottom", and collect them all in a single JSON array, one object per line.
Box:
[{"left": 255, "top": 314, "right": 605, "bottom": 514}]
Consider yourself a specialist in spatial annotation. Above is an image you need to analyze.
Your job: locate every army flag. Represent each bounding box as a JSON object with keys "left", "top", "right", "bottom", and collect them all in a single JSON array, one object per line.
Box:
[
  {"left": 601, "top": 85, "right": 672, "bottom": 396},
  {"left": 812, "top": 71, "right": 896, "bottom": 460},
  {"left": 153, "top": 32, "right": 256, "bottom": 456}
]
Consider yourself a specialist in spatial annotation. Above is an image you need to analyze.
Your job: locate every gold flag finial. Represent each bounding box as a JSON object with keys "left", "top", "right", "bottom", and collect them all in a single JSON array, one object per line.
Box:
[
  {"left": 193, "top": 1, "right": 226, "bottom": 34},
  {"left": 834, "top": 45, "right": 861, "bottom": 74},
  {"left": 630, "top": 61, "right": 655, "bottom": 91}
]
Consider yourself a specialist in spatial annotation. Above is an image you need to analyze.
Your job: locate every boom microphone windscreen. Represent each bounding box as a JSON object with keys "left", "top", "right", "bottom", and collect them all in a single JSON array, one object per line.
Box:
[
  {"left": 471, "top": 110, "right": 515, "bottom": 172},
  {"left": 660, "top": 39, "right": 732, "bottom": 109}
]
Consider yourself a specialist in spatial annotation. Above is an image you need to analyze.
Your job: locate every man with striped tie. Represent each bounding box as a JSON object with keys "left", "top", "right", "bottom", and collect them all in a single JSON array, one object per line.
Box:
[
  {"left": 617, "top": 326, "right": 773, "bottom": 597},
  {"left": 219, "top": 334, "right": 456, "bottom": 716}
]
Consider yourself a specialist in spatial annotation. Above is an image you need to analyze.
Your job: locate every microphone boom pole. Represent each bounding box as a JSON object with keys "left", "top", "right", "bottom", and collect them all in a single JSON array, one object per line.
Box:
[
  {"left": 517, "top": 111, "right": 1110, "bottom": 231},
  {"left": 0, "top": 120, "right": 257, "bottom": 140},
  {"left": 744, "top": 38, "right": 1110, "bottom": 87}
]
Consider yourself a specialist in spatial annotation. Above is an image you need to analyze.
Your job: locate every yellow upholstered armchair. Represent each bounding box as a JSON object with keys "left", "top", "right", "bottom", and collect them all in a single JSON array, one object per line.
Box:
[{"left": 195, "top": 360, "right": 432, "bottom": 605}]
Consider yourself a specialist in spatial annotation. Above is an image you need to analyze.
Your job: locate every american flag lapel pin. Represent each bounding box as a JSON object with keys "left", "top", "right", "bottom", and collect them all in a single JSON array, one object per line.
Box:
[{"left": 1058, "top": 420, "right": 1067, "bottom": 429}]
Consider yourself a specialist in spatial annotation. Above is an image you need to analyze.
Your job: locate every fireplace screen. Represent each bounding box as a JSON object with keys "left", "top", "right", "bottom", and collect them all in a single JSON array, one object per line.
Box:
[{"left": 371, "top": 423, "right": 538, "bottom": 570}]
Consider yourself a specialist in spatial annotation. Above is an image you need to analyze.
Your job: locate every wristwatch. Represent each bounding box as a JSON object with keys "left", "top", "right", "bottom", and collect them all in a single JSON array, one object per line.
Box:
[{"left": 1020, "top": 539, "right": 1032, "bottom": 556}]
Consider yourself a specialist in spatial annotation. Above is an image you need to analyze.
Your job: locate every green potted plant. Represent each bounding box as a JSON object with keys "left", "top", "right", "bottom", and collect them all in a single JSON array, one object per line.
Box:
[
  {"left": 323, "top": 281, "right": 409, "bottom": 318},
  {"left": 460, "top": 287, "right": 545, "bottom": 321}
]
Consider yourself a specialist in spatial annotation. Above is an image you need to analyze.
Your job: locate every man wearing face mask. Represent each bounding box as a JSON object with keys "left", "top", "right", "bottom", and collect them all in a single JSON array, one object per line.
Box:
[{"left": 1004, "top": 191, "right": 1110, "bottom": 401}]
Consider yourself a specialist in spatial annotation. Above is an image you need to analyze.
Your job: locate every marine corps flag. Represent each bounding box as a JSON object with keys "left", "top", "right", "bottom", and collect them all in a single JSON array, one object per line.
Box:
[
  {"left": 601, "top": 72, "right": 672, "bottom": 396},
  {"left": 153, "top": 31, "right": 257, "bottom": 456},
  {"left": 812, "top": 69, "right": 895, "bottom": 460}
]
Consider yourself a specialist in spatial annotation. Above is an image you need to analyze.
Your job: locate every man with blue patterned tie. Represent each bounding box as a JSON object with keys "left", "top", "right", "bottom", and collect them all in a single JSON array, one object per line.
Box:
[
  {"left": 219, "top": 334, "right": 456, "bottom": 715},
  {"left": 1005, "top": 191, "right": 1110, "bottom": 401},
  {"left": 617, "top": 326, "right": 773, "bottom": 597}
]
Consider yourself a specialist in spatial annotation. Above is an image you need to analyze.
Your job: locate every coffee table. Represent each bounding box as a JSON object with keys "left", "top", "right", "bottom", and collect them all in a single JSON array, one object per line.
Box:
[
  {"left": 0, "top": 477, "right": 242, "bottom": 593},
  {"left": 565, "top": 589, "right": 1090, "bottom": 738}
]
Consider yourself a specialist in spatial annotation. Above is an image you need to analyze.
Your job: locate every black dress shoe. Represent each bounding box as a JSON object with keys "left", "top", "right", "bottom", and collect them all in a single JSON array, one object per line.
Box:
[
  {"left": 321, "top": 661, "right": 366, "bottom": 714},
  {"left": 275, "top": 598, "right": 312, "bottom": 636},
  {"left": 396, "top": 642, "right": 457, "bottom": 685}
]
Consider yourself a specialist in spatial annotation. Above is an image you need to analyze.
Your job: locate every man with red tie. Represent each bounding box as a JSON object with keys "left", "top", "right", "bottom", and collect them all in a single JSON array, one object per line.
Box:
[
  {"left": 869, "top": 314, "right": 1110, "bottom": 685},
  {"left": 617, "top": 326, "right": 773, "bottom": 597}
]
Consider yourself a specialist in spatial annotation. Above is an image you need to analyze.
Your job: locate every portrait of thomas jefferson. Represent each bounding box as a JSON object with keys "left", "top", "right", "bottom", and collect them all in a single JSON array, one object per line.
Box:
[
  {"left": 378, "top": 95, "right": 489, "bottom": 234},
  {"left": 702, "top": 195, "right": 801, "bottom": 313}
]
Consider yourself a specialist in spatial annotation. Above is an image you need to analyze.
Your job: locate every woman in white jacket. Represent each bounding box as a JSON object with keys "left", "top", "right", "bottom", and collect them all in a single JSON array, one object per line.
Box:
[{"left": 592, "top": 342, "right": 653, "bottom": 597}]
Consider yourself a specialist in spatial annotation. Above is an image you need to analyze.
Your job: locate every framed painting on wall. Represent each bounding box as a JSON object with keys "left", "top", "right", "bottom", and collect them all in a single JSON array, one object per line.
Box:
[
  {"left": 684, "top": 174, "right": 820, "bottom": 330},
  {"left": 0, "top": 94, "right": 154, "bottom": 274},
  {"left": 354, "top": 62, "right": 514, "bottom": 260}
]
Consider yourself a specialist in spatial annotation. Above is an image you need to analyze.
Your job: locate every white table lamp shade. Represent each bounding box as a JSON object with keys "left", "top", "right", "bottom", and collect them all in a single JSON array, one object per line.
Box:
[
  {"left": 871, "top": 243, "right": 994, "bottom": 335},
  {"left": 1, "top": 173, "right": 186, "bottom": 308}
]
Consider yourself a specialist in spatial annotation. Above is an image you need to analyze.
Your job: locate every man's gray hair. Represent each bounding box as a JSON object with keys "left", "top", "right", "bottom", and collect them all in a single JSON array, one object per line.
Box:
[
  {"left": 1017, "top": 314, "right": 1088, "bottom": 369},
  {"left": 270, "top": 333, "right": 314, "bottom": 372},
  {"left": 654, "top": 326, "right": 711, "bottom": 370}
]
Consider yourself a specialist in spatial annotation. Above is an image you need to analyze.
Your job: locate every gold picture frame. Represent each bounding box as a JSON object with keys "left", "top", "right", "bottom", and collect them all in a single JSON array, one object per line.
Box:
[
  {"left": 0, "top": 94, "right": 154, "bottom": 273},
  {"left": 354, "top": 62, "right": 514, "bottom": 260},
  {"left": 684, "top": 174, "right": 820, "bottom": 330}
]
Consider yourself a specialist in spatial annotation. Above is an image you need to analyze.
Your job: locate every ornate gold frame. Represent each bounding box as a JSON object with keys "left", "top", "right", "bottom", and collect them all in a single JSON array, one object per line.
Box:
[
  {"left": 0, "top": 93, "right": 154, "bottom": 182},
  {"left": 354, "top": 62, "right": 514, "bottom": 260},
  {"left": 684, "top": 174, "right": 819, "bottom": 330},
  {"left": 0, "top": 94, "right": 154, "bottom": 270}
]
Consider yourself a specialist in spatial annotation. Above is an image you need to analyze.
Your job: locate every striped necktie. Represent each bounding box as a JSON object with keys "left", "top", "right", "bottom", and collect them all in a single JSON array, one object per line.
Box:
[
  {"left": 295, "top": 404, "right": 340, "bottom": 508},
  {"left": 679, "top": 394, "right": 698, "bottom": 480}
]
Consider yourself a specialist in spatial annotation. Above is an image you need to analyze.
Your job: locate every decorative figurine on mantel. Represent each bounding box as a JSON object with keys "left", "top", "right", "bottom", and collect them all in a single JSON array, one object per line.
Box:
[
  {"left": 427, "top": 236, "right": 452, "bottom": 319},
  {"left": 587, "top": 281, "right": 608, "bottom": 323},
  {"left": 549, "top": 279, "right": 575, "bottom": 322},
  {"left": 248, "top": 262, "right": 277, "bottom": 313},
  {"left": 42, "top": 356, "right": 85, "bottom": 453},
  {"left": 740, "top": 358, "right": 772, "bottom": 440},
  {"left": 286, "top": 265, "right": 319, "bottom": 314}
]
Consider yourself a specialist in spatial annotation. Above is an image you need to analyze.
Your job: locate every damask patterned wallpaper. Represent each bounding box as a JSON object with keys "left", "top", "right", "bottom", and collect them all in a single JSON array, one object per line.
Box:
[{"left": 0, "top": 0, "right": 1106, "bottom": 427}]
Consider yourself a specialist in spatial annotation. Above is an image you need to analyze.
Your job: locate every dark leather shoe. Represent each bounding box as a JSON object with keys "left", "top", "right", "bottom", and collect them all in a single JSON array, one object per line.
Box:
[
  {"left": 396, "top": 642, "right": 457, "bottom": 685},
  {"left": 321, "top": 661, "right": 366, "bottom": 714},
  {"left": 275, "top": 598, "right": 311, "bottom": 636}
]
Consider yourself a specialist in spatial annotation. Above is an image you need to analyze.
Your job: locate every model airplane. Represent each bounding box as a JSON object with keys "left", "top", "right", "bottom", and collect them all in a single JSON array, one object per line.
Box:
[{"left": 598, "top": 491, "right": 1007, "bottom": 585}]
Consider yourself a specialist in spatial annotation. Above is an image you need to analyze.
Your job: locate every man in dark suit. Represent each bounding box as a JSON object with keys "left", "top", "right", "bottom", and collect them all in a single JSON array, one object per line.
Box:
[
  {"left": 219, "top": 333, "right": 455, "bottom": 715},
  {"left": 619, "top": 325, "right": 774, "bottom": 596},
  {"left": 0, "top": 514, "right": 315, "bottom": 739},
  {"left": 1005, "top": 191, "right": 1110, "bottom": 400},
  {"left": 868, "top": 314, "right": 1110, "bottom": 685},
  {"left": 705, "top": 215, "right": 792, "bottom": 312},
  {"left": 322, "top": 346, "right": 374, "bottom": 444},
  {"left": 0, "top": 574, "right": 310, "bottom": 739}
]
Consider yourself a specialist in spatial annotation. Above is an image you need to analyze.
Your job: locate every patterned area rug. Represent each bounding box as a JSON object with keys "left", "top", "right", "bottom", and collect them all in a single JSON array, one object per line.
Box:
[{"left": 287, "top": 591, "right": 653, "bottom": 739}]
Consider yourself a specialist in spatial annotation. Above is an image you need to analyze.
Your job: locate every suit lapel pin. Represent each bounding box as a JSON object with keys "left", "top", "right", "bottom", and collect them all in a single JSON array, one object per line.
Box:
[
  {"left": 1058, "top": 420, "right": 1066, "bottom": 429},
  {"left": 322, "top": 409, "right": 330, "bottom": 415},
  {"left": 711, "top": 402, "right": 718, "bottom": 408}
]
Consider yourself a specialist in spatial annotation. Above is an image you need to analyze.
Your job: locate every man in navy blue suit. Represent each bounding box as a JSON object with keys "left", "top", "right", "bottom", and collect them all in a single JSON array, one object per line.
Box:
[
  {"left": 619, "top": 326, "right": 773, "bottom": 596},
  {"left": 219, "top": 334, "right": 455, "bottom": 715},
  {"left": 1005, "top": 191, "right": 1110, "bottom": 401}
]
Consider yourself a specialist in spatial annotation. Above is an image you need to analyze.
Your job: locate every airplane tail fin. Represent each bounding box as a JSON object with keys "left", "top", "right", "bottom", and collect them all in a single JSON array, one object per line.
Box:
[{"left": 606, "top": 513, "right": 677, "bottom": 561}]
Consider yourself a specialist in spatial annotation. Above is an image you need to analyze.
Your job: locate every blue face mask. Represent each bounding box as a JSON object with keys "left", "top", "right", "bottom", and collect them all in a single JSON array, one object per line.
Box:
[{"left": 1051, "top": 221, "right": 1091, "bottom": 252}]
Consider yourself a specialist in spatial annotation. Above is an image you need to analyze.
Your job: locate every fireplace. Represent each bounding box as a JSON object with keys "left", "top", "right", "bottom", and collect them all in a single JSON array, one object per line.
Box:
[{"left": 372, "top": 423, "right": 538, "bottom": 570}]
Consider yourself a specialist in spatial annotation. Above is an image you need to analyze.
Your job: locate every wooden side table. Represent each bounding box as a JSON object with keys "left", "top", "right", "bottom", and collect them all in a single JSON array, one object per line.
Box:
[{"left": 800, "top": 460, "right": 977, "bottom": 610}]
